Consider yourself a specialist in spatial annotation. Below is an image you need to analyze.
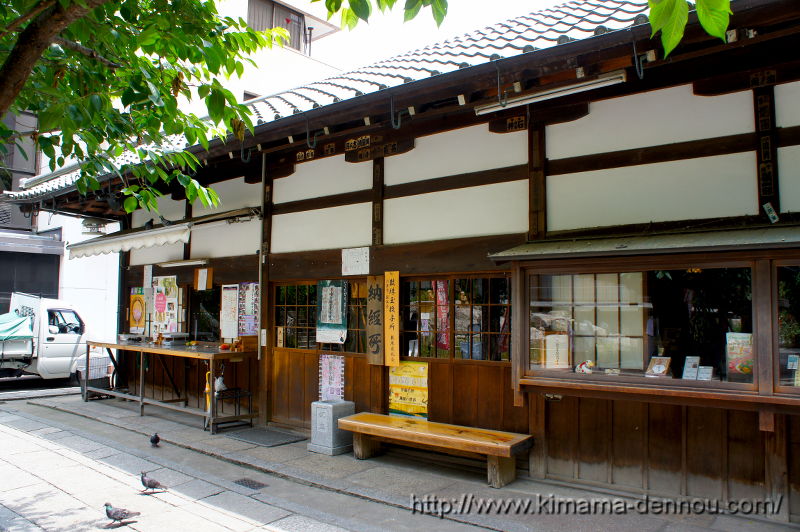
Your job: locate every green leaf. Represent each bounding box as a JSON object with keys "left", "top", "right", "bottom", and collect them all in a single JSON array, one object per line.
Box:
[
  {"left": 89, "top": 94, "right": 103, "bottom": 112},
  {"left": 430, "top": 0, "right": 447, "bottom": 26},
  {"left": 349, "top": 0, "right": 371, "bottom": 21},
  {"left": 695, "top": 0, "right": 731, "bottom": 41},
  {"left": 403, "top": 1, "right": 422, "bottom": 22},
  {"left": 649, "top": 0, "right": 689, "bottom": 57},
  {"left": 340, "top": 8, "right": 359, "bottom": 30}
]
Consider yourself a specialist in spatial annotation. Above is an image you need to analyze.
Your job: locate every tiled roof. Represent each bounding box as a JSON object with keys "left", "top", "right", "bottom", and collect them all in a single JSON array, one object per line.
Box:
[{"left": 1, "top": 0, "right": 650, "bottom": 204}]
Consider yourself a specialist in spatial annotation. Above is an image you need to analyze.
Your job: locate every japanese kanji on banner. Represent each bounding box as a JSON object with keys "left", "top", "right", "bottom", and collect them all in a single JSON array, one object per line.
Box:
[
  {"left": 366, "top": 276, "right": 384, "bottom": 365},
  {"left": 384, "top": 271, "right": 400, "bottom": 366},
  {"left": 319, "top": 354, "right": 345, "bottom": 401},
  {"left": 389, "top": 361, "right": 428, "bottom": 419}
]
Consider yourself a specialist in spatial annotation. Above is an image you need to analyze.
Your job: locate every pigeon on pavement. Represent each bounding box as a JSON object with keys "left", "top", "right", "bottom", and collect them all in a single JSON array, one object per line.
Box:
[
  {"left": 104, "top": 502, "right": 140, "bottom": 523},
  {"left": 140, "top": 471, "right": 167, "bottom": 493},
  {"left": 150, "top": 433, "right": 160, "bottom": 447}
]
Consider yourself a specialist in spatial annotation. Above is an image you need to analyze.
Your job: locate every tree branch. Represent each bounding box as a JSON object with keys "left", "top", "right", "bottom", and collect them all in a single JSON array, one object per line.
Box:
[
  {"left": 0, "top": 0, "right": 57, "bottom": 40},
  {"left": 0, "top": 0, "right": 110, "bottom": 117},
  {"left": 53, "top": 37, "right": 121, "bottom": 69}
]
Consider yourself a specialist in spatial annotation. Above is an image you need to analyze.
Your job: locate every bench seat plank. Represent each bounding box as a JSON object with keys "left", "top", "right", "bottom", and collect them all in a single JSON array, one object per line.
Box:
[{"left": 338, "top": 412, "right": 532, "bottom": 458}]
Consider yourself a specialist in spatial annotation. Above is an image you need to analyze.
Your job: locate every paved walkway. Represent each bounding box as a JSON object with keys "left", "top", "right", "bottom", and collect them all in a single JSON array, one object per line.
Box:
[{"left": 1, "top": 395, "right": 797, "bottom": 531}]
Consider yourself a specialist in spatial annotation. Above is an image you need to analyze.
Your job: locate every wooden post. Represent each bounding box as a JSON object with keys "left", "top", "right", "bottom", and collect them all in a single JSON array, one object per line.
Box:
[
  {"left": 487, "top": 456, "right": 517, "bottom": 488},
  {"left": 259, "top": 158, "right": 274, "bottom": 427},
  {"left": 528, "top": 393, "right": 546, "bottom": 479},
  {"left": 352, "top": 433, "right": 382, "bottom": 459},
  {"left": 528, "top": 119, "right": 546, "bottom": 241},
  {"left": 372, "top": 157, "right": 384, "bottom": 246},
  {"left": 764, "top": 414, "right": 790, "bottom": 522},
  {"left": 138, "top": 350, "right": 145, "bottom": 416}
]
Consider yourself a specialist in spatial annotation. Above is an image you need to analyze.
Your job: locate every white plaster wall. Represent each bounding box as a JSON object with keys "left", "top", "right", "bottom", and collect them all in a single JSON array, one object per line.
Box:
[
  {"left": 129, "top": 243, "right": 184, "bottom": 266},
  {"left": 776, "top": 81, "right": 800, "bottom": 128},
  {"left": 193, "top": 177, "right": 261, "bottom": 215},
  {"left": 35, "top": 214, "right": 120, "bottom": 342},
  {"left": 546, "top": 85, "right": 754, "bottom": 160},
  {"left": 131, "top": 196, "right": 186, "bottom": 227},
  {"left": 779, "top": 146, "right": 800, "bottom": 213},
  {"left": 384, "top": 125, "right": 527, "bottom": 186},
  {"left": 273, "top": 155, "right": 372, "bottom": 203},
  {"left": 547, "top": 153, "right": 758, "bottom": 231},
  {"left": 383, "top": 180, "right": 528, "bottom": 244},
  {"left": 190, "top": 219, "right": 260, "bottom": 259},
  {"left": 271, "top": 203, "right": 371, "bottom": 253}
]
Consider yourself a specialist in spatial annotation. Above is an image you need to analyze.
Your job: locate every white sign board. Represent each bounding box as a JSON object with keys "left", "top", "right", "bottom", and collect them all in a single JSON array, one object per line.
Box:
[
  {"left": 220, "top": 284, "right": 239, "bottom": 340},
  {"left": 342, "top": 247, "right": 369, "bottom": 276}
]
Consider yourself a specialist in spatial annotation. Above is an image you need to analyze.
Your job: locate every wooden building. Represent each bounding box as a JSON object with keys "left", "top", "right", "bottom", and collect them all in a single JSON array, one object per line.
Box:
[{"left": 5, "top": 0, "right": 800, "bottom": 522}]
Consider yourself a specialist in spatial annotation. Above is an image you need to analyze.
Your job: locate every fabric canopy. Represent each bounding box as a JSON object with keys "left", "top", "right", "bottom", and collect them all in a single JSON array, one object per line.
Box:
[
  {"left": 67, "top": 223, "right": 191, "bottom": 259},
  {"left": 0, "top": 312, "right": 33, "bottom": 341}
]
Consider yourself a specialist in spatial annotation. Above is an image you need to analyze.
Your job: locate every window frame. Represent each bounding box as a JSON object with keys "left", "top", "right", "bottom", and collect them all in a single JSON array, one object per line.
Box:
[
  {"left": 399, "top": 272, "right": 513, "bottom": 365},
  {"left": 514, "top": 251, "right": 768, "bottom": 400},
  {"left": 773, "top": 258, "right": 800, "bottom": 396}
]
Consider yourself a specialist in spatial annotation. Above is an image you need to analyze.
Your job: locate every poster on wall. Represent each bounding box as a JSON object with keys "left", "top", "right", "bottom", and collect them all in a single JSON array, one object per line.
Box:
[
  {"left": 129, "top": 288, "right": 146, "bottom": 334},
  {"left": 389, "top": 361, "right": 428, "bottom": 419},
  {"left": 366, "top": 276, "right": 384, "bottom": 365},
  {"left": 151, "top": 276, "right": 178, "bottom": 334},
  {"left": 316, "top": 280, "right": 348, "bottom": 344},
  {"left": 384, "top": 272, "right": 400, "bottom": 366},
  {"left": 319, "top": 354, "right": 345, "bottom": 401},
  {"left": 238, "top": 282, "right": 259, "bottom": 336},
  {"left": 220, "top": 284, "right": 239, "bottom": 339}
]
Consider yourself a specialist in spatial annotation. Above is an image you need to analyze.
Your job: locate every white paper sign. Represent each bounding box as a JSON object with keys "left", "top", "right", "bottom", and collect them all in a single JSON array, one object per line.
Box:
[
  {"left": 220, "top": 284, "right": 239, "bottom": 339},
  {"left": 197, "top": 268, "right": 208, "bottom": 290},
  {"left": 342, "top": 247, "right": 369, "bottom": 276}
]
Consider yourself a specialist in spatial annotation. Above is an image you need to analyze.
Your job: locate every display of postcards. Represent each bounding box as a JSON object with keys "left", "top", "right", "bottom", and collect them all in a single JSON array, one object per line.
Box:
[
  {"left": 645, "top": 356, "right": 671, "bottom": 377},
  {"left": 682, "top": 356, "right": 701, "bottom": 380},
  {"left": 697, "top": 366, "right": 714, "bottom": 381}
]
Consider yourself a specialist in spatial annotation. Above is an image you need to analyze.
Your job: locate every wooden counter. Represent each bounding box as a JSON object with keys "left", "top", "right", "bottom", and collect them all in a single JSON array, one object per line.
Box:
[{"left": 85, "top": 340, "right": 257, "bottom": 434}]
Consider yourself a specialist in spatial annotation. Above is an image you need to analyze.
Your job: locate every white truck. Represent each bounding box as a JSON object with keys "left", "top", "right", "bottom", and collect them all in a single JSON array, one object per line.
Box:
[{"left": 0, "top": 292, "right": 90, "bottom": 380}]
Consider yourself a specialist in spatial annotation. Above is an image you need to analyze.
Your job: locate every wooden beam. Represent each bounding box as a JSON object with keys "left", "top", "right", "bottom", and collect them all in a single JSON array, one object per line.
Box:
[
  {"left": 372, "top": 157, "right": 384, "bottom": 246},
  {"left": 272, "top": 190, "right": 372, "bottom": 216},
  {"left": 529, "top": 123, "right": 546, "bottom": 240},
  {"left": 384, "top": 164, "right": 528, "bottom": 200},
  {"left": 754, "top": 86, "right": 781, "bottom": 217}
]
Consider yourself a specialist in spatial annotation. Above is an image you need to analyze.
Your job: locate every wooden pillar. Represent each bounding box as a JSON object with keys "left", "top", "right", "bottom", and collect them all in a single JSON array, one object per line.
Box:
[
  {"left": 528, "top": 393, "right": 546, "bottom": 479},
  {"left": 753, "top": 85, "right": 780, "bottom": 219},
  {"left": 258, "top": 156, "right": 274, "bottom": 426},
  {"left": 764, "top": 414, "right": 790, "bottom": 522},
  {"left": 182, "top": 200, "right": 192, "bottom": 259},
  {"left": 528, "top": 116, "right": 546, "bottom": 241},
  {"left": 372, "top": 157, "right": 384, "bottom": 246}
]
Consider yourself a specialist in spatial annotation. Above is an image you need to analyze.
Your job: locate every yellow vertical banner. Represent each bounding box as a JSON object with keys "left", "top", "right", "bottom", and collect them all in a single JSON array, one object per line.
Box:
[
  {"left": 389, "top": 361, "right": 428, "bottom": 419},
  {"left": 384, "top": 271, "right": 400, "bottom": 366}
]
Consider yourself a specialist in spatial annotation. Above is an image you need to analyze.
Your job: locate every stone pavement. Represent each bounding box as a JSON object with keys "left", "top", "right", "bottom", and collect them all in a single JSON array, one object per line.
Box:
[{"left": 1, "top": 395, "right": 797, "bottom": 532}]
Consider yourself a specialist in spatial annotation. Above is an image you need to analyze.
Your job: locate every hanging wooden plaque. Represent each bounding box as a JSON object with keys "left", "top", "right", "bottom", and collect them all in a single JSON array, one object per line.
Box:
[
  {"left": 384, "top": 271, "right": 400, "bottom": 366},
  {"left": 366, "top": 275, "right": 384, "bottom": 365}
]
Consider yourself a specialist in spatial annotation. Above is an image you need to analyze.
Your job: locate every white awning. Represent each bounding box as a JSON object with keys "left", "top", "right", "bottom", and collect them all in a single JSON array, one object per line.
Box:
[{"left": 67, "top": 223, "right": 191, "bottom": 259}]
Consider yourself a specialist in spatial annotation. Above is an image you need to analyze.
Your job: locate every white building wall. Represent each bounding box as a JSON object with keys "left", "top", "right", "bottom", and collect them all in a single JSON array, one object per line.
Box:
[
  {"left": 775, "top": 80, "right": 800, "bottom": 127},
  {"left": 273, "top": 155, "right": 372, "bottom": 204},
  {"left": 385, "top": 125, "right": 527, "bottom": 185},
  {"left": 271, "top": 203, "right": 371, "bottom": 253},
  {"left": 194, "top": 177, "right": 261, "bottom": 214},
  {"left": 547, "top": 153, "right": 758, "bottom": 231},
  {"left": 37, "top": 215, "right": 120, "bottom": 343},
  {"left": 191, "top": 219, "right": 261, "bottom": 259},
  {"left": 546, "top": 85, "right": 754, "bottom": 160},
  {"left": 383, "top": 180, "right": 529, "bottom": 244},
  {"left": 779, "top": 146, "right": 800, "bottom": 214}
]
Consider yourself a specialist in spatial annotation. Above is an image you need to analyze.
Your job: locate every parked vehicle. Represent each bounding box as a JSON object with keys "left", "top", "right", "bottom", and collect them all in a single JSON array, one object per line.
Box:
[{"left": 0, "top": 292, "right": 91, "bottom": 380}]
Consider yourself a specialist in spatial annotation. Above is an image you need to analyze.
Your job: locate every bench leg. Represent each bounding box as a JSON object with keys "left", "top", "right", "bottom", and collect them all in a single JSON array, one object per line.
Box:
[
  {"left": 353, "top": 433, "right": 381, "bottom": 459},
  {"left": 487, "top": 456, "right": 516, "bottom": 488}
]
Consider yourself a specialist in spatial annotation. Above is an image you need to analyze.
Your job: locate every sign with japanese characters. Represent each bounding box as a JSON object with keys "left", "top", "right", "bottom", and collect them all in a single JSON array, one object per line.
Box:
[
  {"left": 384, "top": 271, "right": 400, "bottom": 366},
  {"left": 389, "top": 361, "right": 428, "bottom": 418},
  {"left": 366, "top": 276, "right": 384, "bottom": 365},
  {"left": 316, "top": 280, "right": 348, "bottom": 344},
  {"left": 319, "top": 354, "right": 345, "bottom": 401}
]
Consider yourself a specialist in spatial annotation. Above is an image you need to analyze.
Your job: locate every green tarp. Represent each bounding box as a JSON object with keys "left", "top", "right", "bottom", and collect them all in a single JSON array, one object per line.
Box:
[{"left": 0, "top": 312, "right": 33, "bottom": 341}]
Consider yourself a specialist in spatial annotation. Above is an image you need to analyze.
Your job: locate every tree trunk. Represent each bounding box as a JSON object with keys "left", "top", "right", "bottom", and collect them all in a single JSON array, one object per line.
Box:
[{"left": 0, "top": 0, "right": 108, "bottom": 117}]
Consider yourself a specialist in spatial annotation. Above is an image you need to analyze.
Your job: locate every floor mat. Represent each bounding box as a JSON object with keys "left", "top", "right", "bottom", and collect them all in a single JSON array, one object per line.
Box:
[{"left": 226, "top": 427, "right": 307, "bottom": 447}]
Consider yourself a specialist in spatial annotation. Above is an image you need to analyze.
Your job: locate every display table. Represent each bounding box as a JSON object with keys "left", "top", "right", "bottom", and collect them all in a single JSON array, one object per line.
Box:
[{"left": 85, "top": 340, "right": 257, "bottom": 434}]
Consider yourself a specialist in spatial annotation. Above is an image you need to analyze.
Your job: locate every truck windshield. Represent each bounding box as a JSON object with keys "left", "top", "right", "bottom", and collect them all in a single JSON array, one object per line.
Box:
[{"left": 48, "top": 310, "right": 82, "bottom": 334}]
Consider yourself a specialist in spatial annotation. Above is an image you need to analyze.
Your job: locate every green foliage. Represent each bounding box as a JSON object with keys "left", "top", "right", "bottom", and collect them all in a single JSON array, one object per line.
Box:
[
  {"left": 0, "top": 0, "right": 287, "bottom": 212},
  {"left": 650, "top": 0, "right": 731, "bottom": 56}
]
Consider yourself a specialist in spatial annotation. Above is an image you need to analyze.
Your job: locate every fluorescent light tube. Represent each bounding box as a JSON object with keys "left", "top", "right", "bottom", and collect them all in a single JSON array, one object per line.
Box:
[
  {"left": 157, "top": 259, "right": 208, "bottom": 268},
  {"left": 474, "top": 70, "right": 627, "bottom": 116}
]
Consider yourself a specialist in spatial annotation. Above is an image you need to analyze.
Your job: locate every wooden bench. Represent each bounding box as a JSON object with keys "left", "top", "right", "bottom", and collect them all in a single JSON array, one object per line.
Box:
[{"left": 338, "top": 412, "right": 533, "bottom": 488}]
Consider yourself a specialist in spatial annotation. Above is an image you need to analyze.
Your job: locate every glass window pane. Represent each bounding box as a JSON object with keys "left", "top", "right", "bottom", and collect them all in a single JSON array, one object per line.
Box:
[
  {"left": 473, "top": 279, "right": 487, "bottom": 304},
  {"left": 276, "top": 286, "right": 286, "bottom": 305},
  {"left": 778, "top": 266, "right": 800, "bottom": 387},
  {"left": 490, "top": 277, "right": 510, "bottom": 304},
  {"left": 286, "top": 285, "right": 296, "bottom": 305},
  {"left": 529, "top": 268, "right": 753, "bottom": 383}
]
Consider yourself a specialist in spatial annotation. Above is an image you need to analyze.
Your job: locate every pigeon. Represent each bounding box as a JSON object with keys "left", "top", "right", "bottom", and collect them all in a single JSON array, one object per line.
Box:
[
  {"left": 104, "top": 502, "right": 140, "bottom": 523},
  {"left": 140, "top": 471, "right": 167, "bottom": 493},
  {"left": 150, "top": 433, "right": 160, "bottom": 447}
]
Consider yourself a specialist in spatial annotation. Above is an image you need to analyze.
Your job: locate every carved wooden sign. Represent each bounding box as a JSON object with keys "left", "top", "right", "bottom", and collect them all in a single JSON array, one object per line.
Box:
[
  {"left": 366, "top": 275, "right": 384, "bottom": 365},
  {"left": 345, "top": 138, "right": 414, "bottom": 163},
  {"left": 489, "top": 115, "right": 527, "bottom": 133}
]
